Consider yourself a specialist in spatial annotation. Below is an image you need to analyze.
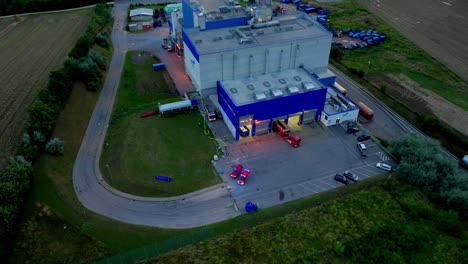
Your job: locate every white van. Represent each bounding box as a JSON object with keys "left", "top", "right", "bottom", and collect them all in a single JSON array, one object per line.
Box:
[{"left": 357, "top": 143, "right": 367, "bottom": 158}]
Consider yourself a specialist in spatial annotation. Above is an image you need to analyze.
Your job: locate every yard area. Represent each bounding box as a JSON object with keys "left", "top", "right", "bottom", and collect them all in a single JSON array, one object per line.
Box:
[
  {"left": 0, "top": 8, "right": 92, "bottom": 170},
  {"left": 100, "top": 51, "right": 220, "bottom": 197}
]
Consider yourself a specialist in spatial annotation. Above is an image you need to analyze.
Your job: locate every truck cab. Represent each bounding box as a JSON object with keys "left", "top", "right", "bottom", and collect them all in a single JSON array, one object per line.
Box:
[{"left": 204, "top": 104, "right": 216, "bottom": 122}]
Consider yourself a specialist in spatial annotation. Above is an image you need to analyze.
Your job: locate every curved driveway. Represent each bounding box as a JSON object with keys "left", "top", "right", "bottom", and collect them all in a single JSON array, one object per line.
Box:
[{"left": 73, "top": 0, "right": 240, "bottom": 229}]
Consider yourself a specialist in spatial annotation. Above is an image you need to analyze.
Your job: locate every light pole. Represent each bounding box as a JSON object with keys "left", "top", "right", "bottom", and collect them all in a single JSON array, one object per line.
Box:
[
  {"left": 105, "top": 164, "right": 112, "bottom": 184},
  {"left": 365, "top": 60, "right": 371, "bottom": 80}
]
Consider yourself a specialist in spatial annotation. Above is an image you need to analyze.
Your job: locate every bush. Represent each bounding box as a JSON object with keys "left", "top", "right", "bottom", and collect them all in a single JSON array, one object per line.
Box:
[
  {"left": 68, "top": 34, "right": 93, "bottom": 59},
  {"left": 88, "top": 50, "right": 107, "bottom": 70},
  {"left": 45, "top": 138, "right": 65, "bottom": 156},
  {"left": 94, "top": 33, "right": 110, "bottom": 48},
  {"left": 27, "top": 100, "right": 57, "bottom": 138}
]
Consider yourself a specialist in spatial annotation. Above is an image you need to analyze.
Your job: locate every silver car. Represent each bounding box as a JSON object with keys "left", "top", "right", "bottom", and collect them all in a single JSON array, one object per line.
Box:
[{"left": 376, "top": 163, "right": 392, "bottom": 171}]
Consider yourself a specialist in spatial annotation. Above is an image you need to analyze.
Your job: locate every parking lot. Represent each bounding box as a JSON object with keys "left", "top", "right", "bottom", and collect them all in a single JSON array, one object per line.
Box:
[{"left": 213, "top": 121, "right": 396, "bottom": 209}]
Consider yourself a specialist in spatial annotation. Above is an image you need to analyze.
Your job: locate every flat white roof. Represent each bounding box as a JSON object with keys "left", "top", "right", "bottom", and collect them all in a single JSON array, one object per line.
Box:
[
  {"left": 130, "top": 8, "right": 154, "bottom": 17},
  {"left": 220, "top": 68, "right": 324, "bottom": 106}
]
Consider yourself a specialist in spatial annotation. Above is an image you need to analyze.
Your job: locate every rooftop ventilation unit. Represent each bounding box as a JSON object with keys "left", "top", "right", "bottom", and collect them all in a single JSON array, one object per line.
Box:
[
  {"left": 274, "top": 27, "right": 282, "bottom": 33},
  {"left": 287, "top": 86, "right": 299, "bottom": 94},
  {"left": 278, "top": 78, "right": 286, "bottom": 84},
  {"left": 263, "top": 81, "right": 271, "bottom": 87},
  {"left": 230, "top": 87, "right": 238, "bottom": 94},
  {"left": 213, "top": 36, "right": 222, "bottom": 42},
  {"left": 247, "top": 84, "right": 255, "bottom": 90},
  {"left": 303, "top": 82, "right": 316, "bottom": 90},
  {"left": 285, "top": 26, "right": 294, "bottom": 31},
  {"left": 225, "top": 35, "right": 234, "bottom": 39},
  {"left": 195, "top": 39, "right": 202, "bottom": 44},
  {"left": 271, "top": 89, "right": 283, "bottom": 97},
  {"left": 293, "top": 75, "right": 302, "bottom": 81},
  {"left": 245, "top": 32, "right": 253, "bottom": 36},
  {"left": 239, "top": 37, "right": 254, "bottom": 44},
  {"left": 256, "top": 30, "right": 264, "bottom": 35},
  {"left": 255, "top": 92, "right": 267, "bottom": 101}
]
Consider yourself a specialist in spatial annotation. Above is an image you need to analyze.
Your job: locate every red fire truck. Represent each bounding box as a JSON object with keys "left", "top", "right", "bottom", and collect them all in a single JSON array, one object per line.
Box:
[{"left": 272, "top": 120, "right": 301, "bottom": 148}]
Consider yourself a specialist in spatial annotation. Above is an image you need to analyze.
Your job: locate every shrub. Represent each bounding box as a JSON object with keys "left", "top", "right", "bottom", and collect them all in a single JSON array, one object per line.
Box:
[
  {"left": 32, "top": 131, "right": 46, "bottom": 144},
  {"left": 68, "top": 34, "right": 93, "bottom": 59},
  {"left": 27, "top": 100, "right": 57, "bottom": 138},
  {"left": 94, "top": 33, "right": 110, "bottom": 48},
  {"left": 45, "top": 138, "right": 65, "bottom": 156},
  {"left": 88, "top": 50, "right": 107, "bottom": 70}
]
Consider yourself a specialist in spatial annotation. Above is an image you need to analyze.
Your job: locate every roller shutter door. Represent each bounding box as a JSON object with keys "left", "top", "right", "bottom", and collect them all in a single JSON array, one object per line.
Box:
[
  {"left": 302, "top": 109, "right": 317, "bottom": 124},
  {"left": 254, "top": 120, "right": 270, "bottom": 135}
]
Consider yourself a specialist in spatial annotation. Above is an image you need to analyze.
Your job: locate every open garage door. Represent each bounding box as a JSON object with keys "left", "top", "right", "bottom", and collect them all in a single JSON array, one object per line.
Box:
[
  {"left": 302, "top": 109, "right": 317, "bottom": 124},
  {"left": 239, "top": 115, "right": 253, "bottom": 127},
  {"left": 254, "top": 120, "right": 270, "bottom": 135}
]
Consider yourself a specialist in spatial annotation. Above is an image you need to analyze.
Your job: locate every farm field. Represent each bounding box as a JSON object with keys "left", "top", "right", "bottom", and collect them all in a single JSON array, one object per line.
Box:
[{"left": 0, "top": 8, "right": 92, "bottom": 169}]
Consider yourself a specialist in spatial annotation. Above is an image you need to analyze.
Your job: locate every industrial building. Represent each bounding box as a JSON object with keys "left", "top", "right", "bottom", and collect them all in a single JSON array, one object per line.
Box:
[
  {"left": 129, "top": 8, "right": 154, "bottom": 21},
  {"left": 170, "top": 0, "right": 358, "bottom": 139}
]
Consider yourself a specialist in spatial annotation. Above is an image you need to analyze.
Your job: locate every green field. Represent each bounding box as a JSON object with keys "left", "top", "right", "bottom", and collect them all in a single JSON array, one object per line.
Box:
[
  {"left": 320, "top": 0, "right": 468, "bottom": 110},
  {"left": 100, "top": 51, "right": 219, "bottom": 197},
  {"left": 144, "top": 178, "right": 468, "bottom": 263}
]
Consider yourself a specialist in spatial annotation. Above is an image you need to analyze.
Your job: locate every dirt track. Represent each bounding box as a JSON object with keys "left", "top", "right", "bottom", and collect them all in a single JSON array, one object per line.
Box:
[{"left": 356, "top": 0, "right": 468, "bottom": 82}]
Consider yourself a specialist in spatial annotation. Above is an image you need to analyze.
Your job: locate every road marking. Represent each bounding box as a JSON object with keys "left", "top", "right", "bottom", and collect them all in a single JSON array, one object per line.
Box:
[
  {"left": 376, "top": 151, "right": 390, "bottom": 161},
  {"left": 442, "top": 1, "right": 452, "bottom": 6}
]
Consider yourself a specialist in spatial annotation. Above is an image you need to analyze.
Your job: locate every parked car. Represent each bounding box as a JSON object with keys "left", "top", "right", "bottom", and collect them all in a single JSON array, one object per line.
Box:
[
  {"left": 334, "top": 174, "right": 349, "bottom": 184},
  {"left": 237, "top": 169, "right": 250, "bottom": 185},
  {"left": 230, "top": 164, "right": 243, "bottom": 178},
  {"left": 357, "top": 143, "right": 367, "bottom": 158},
  {"left": 357, "top": 134, "right": 371, "bottom": 142},
  {"left": 376, "top": 163, "right": 392, "bottom": 171},
  {"left": 344, "top": 171, "right": 359, "bottom": 182}
]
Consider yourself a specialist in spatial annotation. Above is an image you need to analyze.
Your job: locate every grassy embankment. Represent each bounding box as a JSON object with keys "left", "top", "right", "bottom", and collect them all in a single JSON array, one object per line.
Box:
[
  {"left": 100, "top": 51, "right": 220, "bottom": 197},
  {"left": 316, "top": 0, "right": 468, "bottom": 156},
  {"left": 144, "top": 177, "right": 468, "bottom": 263}
]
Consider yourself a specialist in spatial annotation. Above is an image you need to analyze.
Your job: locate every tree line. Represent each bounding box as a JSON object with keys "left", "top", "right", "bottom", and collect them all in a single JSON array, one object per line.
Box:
[
  {"left": 0, "top": 0, "right": 105, "bottom": 16},
  {"left": 0, "top": 3, "right": 112, "bottom": 260}
]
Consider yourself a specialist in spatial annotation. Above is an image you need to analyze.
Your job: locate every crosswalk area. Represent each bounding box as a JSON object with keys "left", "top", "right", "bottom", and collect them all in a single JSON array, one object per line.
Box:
[{"left": 376, "top": 151, "right": 390, "bottom": 161}]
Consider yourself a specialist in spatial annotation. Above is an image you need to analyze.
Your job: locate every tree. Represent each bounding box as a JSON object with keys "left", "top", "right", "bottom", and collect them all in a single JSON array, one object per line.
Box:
[
  {"left": 88, "top": 50, "right": 107, "bottom": 70},
  {"left": 68, "top": 34, "right": 93, "bottom": 59},
  {"left": 27, "top": 100, "right": 56, "bottom": 137},
  {"left": 45, "top": 138, "right": 65, "bottom": 156}
]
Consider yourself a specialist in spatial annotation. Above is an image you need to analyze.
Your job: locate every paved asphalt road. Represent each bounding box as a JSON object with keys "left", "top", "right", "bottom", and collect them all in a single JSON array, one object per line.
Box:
[{"left": 72, "top": 0, "right": 457, "bottom": 229}]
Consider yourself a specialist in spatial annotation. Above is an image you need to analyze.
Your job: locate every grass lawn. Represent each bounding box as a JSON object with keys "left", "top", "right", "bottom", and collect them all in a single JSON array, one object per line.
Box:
[
  {"left": 143, "top": 177, "right": 468, "bottom": 263},
  {"left": 319, "top": 0, "right": 468, "bottom": 110},
  {"left": 100, "top": 51, "right": 219, "bottom": 197}
]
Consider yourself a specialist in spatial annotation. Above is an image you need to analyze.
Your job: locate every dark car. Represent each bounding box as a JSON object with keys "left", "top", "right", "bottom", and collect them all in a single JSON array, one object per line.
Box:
[
  {"left": 344, "top": 171, "right": 359, "bottom": 182},
  {"left": 230, "top": 164, "right": 243, "bottom": 178},
  {"left": 334, "top": 174, "right": 349, "bottom": 184},
  {"left": 237, "top": 169, "right": 250, "bottom": 185},
  {"left": 357, "top": 134, "right": 371, "bottom": 142},
  {"left": 347, "top": 126, "right": 359, "bottom": 134}
]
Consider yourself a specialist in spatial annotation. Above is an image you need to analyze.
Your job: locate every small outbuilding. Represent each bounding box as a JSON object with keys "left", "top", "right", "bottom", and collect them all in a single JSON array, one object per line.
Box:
[{"left": 129, "top": 8, "right": 154, "bottom": 21}]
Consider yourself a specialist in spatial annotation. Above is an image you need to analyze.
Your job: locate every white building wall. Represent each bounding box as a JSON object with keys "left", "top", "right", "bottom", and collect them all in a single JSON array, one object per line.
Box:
[
  {"left": 219, "top": 106, "right": 237, "bottom": 138},
  {"left": 196, "top": 34, "right": 331, "bottom": 90},
  {"left": 184, "top": 43, "right": 202, "bottom": 90},
  {"left": 320, "top": 108, "right": 359, "bottom": 127},
  {"left": 131, "top": 15, "right": 153, "bottom": 21}
]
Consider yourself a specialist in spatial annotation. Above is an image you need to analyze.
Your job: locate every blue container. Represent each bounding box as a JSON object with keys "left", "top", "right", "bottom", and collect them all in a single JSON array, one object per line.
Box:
[
  {"left": 304, "top": 7, "right": 316, "bottom": 13},
  {"left": 318, "top": 9, "right": 330, "bottom": 15},
  {"left": 153, "top": 63, "right": 166, "bottom": 71},
  {"left": 245, "top": 202, "right": 258, "bottom": 213},
  {"left": 155, "top": 175, "right": 173, "bottom": 182}
]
